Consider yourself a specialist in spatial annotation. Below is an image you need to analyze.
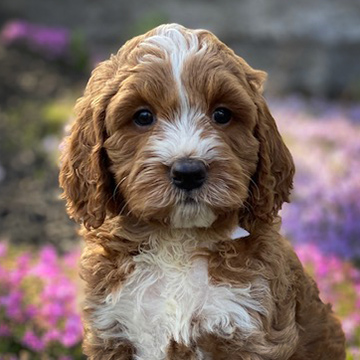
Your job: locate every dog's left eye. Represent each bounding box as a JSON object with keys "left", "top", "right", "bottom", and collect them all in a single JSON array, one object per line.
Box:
[
  {"left": 133, "top": 109, "right": 155, "bottom": 127},
  {"left": 212, "top": 107, "right": 232, "bottom": 124}
]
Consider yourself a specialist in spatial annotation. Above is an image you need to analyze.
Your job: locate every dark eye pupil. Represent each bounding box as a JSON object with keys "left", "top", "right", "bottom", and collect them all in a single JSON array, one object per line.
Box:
[
  {"left": 213, "top": 107, "right": 232, "bottom": 124},
  {"left": 134, "top": 110, "right": 154, "bottom": 126}
]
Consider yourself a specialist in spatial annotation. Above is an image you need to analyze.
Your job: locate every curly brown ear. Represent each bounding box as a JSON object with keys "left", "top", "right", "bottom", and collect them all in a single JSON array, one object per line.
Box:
[
  {"left": 249, "top": 101, "right": 295, "bottom": 224},
  {"left": 238, "top": 61, "right": 295, "bottom": 226},
  {"left": 59, "top": 58, "right": 123, "bottom": 230}
]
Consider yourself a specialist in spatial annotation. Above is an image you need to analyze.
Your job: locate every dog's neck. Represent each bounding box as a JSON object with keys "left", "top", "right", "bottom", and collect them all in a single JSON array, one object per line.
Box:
[{"left": 94, "top": 211, "right": 256, "bottom": 256}]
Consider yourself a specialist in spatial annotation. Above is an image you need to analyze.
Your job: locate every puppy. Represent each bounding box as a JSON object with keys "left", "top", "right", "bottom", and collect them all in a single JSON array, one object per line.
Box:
[{"left": 59, "top": 24, "right": 346, "bottom": 360}]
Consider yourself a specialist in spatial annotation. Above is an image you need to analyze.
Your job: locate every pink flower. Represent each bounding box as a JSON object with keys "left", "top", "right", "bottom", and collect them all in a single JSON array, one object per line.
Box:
[
  {"left": 22, "top": 330, "right": 45, "bottom": 351},
  {"left": 43, "top": 328, "right": 60, "bottom": 344},
  {"left": 0, "top": 324, "right": 11, "bottom": 336},
  {"left": 16, "top": 253, "right": 31, "bottom": 268},
  {"left": 60, "top": 315, "right": 82, "bottom": 347},
  {"left": 0, "top": 290, "right": 24, "bottom": 322},
  {"left": 40, "top": 302, "right": 64, "bottom": 326},
  {"left": 25, "top": 304, "right": 38, "bottom": 320},
  {"left": 63, "top": 251, "right": 80, "bottom": 268},
  {"left": 0, "top": 20, "right": 70, "bottom": 59},
  {"left": 0, "top": 242, "right": 8, "bottom": 257},
  {"left": 342, "top": 313, "right": 360, "bottom": 340},
  {"left": 39, "top": 246, "right": 58, "bottom": 264},
  {"left": 0, "top": 20, "right": 28, "bottom": 44},
  {"left": 41, "top": 279, "right": 76, "bottom": 302}
]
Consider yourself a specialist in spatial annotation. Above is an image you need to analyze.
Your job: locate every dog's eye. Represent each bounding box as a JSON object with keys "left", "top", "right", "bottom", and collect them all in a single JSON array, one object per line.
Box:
[
  {"left": 212, "top": 107, "right": 232, "bottom": 124},
  {"left": 133, "top": 109, "right": 155, "bottom": 127}
]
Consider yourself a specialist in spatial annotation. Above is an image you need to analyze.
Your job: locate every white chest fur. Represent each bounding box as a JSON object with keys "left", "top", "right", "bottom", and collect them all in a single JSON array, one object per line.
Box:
[{"left": 93, "top": 235, "right": 266, "bottom": 360}]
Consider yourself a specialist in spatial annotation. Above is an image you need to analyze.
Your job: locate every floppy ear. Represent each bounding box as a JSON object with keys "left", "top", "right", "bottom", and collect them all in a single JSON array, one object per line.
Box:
[
  {"left": 59, "top": 57, "right": 123, "bottom": 230},
  {"left": 238, "top": 61, "right": 295, "bottom": 226}
]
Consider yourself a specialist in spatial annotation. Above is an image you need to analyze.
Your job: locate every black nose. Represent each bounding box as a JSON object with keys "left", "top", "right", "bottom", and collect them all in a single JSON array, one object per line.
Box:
[{"left": 170, "top": 159, "right": 207, "bottom": 190}]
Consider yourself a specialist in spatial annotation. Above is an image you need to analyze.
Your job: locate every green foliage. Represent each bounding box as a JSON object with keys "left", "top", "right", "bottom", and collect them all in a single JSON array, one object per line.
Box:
[
  {"left": 70, "top": 31, "right": 90, "bottom": 71},
  {"left": 42, "top": 98, "right": 74, "bottom": 134},
  {"left": 0, "top": 95, "right": 75, "bottom": 172},
  {"left": 129, "top": 12, "right": 169, "bottom": 37}
]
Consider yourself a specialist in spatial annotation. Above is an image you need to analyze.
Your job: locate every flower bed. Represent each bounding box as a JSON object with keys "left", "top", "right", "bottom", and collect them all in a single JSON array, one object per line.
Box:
[
  {"left": 0, "top": 243, "right": 83, "bottom": 359},
  {"left": 296, "top": 244, "right": 360, "bottom": 359},
  {"left": 273, "top": 98, "right": 360, "bottom": 261}
]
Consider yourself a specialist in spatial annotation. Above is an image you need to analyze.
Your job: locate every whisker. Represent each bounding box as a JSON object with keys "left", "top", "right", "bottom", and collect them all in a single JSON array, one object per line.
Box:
[{"left": 112, "top": 176, "right": 127, "bottom": 201}]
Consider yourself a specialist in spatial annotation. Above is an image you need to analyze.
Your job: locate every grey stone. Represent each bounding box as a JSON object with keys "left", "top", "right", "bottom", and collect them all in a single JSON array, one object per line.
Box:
[{"left": 1, "top": 0, "right": 360, "bottom": 97}]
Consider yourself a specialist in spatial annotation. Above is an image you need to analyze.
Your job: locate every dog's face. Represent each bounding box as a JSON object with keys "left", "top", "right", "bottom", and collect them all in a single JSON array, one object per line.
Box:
[
  {"left": 104, "top": 26, "right": 261, "bottom": 228},
  {"left": 60, "top": 24, "right": 294, "bottom": 230}
]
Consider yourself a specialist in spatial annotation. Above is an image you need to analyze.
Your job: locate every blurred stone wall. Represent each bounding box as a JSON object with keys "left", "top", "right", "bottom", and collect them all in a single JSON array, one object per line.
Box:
[{"left": 1, "top": 0, "right": 360, "bottom": 97}]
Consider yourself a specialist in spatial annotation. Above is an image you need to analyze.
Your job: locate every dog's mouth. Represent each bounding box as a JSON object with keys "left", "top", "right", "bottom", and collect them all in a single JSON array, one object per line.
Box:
[
  {"left": 170, "top": 198, "right": 217, "bottom": 229},
  {"left": 183, "top": 196, "right": 197, "bottom": 205}
]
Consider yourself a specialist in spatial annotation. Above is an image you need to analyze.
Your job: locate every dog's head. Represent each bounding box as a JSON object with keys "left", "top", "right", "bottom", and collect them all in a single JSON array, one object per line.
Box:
[{"left": 59, "top": 24, "right": 294, "bottom": 231}]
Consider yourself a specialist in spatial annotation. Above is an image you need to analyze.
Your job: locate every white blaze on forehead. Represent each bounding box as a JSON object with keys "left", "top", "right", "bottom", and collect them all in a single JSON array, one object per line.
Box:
[
  {"left": 140, "top": 25, "right": 220, "bottom": 164},
  {"left": 139, "top": 24, "right": 207, "bottom": 113},
  {"left": 139, "top": 24, "right": 206, "bottom": 100}
]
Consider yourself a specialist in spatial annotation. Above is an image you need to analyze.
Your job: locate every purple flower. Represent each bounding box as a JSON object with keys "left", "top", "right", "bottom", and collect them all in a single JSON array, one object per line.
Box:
[
  {"left": 273, "top": 97, "right": 360, "bottom": 260},
  {"left": 61, "top": 314, "right": 82, "bottom": 347},
  {"left": 43, "top": 328, "right": 60, "bottom": 344},
  {"left": 342, "top": 313, "right": 360, "bottom": 340},
  {"left": 40, "top": 302, "right": 64, "bottom": 326},
  {"left": 39, "top": 245, "right": 58, "bottom": 264},
  {"left": 25, "top": 304, "right": 38, "bottom": 320},
  {"left": 0, "top": 20, "right": 28, "bottom": 44},
  {"left": 0, "top": 324, "right": 11, "bottom": 336},
  {"left": 0, "top": 290, "right": 23, "bottom": 322},
  {"left": 22, "top": 330, "right": 45, "bottom": 351},
  {"left": 0, "top": 20, "right": 70, "bottom": 59},
  {"left": 295, "top": 242, "right": 360, "bottom": 344},
  {"left": 0, "top": 241, "right": 83, "bottom": 354}
]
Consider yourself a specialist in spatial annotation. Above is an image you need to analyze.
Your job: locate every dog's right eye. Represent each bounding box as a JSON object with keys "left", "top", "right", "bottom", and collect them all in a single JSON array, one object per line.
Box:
[
  {"left": 133, "top": 109, "right": 155, "bottom": 127},
  {"left": 212, "top": 107, "right": 232, "bottom": 125}
]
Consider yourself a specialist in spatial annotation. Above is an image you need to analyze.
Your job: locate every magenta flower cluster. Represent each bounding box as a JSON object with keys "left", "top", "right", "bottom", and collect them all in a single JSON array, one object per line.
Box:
[
  {"left": 296, "top": 243, "right": 360, "bottom": 358},
  {"left": 0, "top": 20, "right": 70, "bottom": 59},
  {"left": 299, "top": 244, "right": 360, "bottom": 324},
  {"left": 273, "top": 98, "right": 360, "bottom": 260},
  {"left": 0, "top": 242, "right": 82, "bottom": 358}
]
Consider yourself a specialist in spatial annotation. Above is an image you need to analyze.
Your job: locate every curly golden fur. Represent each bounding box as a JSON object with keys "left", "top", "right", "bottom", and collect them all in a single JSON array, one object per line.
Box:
[{"left": 59, "top": 24, "right": 345, "bottom": 359}]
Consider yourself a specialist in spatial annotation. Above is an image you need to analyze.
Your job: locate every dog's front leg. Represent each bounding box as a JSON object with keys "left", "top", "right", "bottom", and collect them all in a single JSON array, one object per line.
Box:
[
  {"left": 166, "top": 341, "right": 208, "bottom": 360},
  {"left": 83, "top": 331, "right": 135, "bottom": 360}
]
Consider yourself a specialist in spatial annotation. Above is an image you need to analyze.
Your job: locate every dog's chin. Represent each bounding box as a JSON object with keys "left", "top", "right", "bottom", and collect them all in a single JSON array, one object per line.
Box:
[{"left": 169, "top": 200, "right": 217, "bottom": 229}]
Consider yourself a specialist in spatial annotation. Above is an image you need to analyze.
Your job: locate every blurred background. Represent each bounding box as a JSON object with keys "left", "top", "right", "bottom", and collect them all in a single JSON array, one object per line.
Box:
[{"left": 0, "top": 0, "right": 359, "bottom": 359}]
